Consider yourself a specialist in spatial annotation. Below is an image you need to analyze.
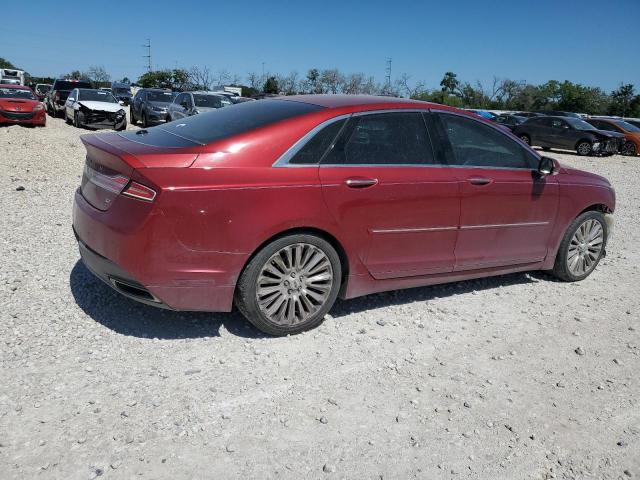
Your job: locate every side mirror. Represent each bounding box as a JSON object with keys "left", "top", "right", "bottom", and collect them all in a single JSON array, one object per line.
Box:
[
  {"left": 119, "top": 100, "right": 124, "bottom": 106},
  {"left": 538, "top": 156, "right": 555, "bottom": 176}
]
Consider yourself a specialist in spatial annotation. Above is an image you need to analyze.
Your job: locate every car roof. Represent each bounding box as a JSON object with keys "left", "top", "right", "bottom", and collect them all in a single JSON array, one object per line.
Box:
[{"left": 278, "top": 94, "right": 434, "bottom": 109}]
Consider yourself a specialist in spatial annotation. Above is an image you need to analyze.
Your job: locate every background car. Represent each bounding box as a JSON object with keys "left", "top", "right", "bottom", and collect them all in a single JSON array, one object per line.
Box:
[
  {"left": 493, "top": 113, "right": 527, "bottom": 132},
  {"left": 167, "top": 91, "right": 232, "bottom": 121},
  {"left": 34, "top": 83, "right": 51, "bottom": 101},
  {"left": 130, "top": 88, "right": 175, "bottom": 127},
  {"left": 585, "top": 118, "right": 640, "bottom": 156},
  {"left": 46, "top": 79, "right": 92, "bottom": 117},
  {"left": 64, "top": 88, "right": 126, "bottom": 130},
  {"left": 111, "top": 82, "right": 132, "bottom": 105},
  {"left": 0, "top": 85, "right": 46, "bottom": 126},
  {"left": 514, "top": 116, "right": 624, "bottom": 156},
  {"left": 72, "top": 95, "right": 614, "bottom": 336}
]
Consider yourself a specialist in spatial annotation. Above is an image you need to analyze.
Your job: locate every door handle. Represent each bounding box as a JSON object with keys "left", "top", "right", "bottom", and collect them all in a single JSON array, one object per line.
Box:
[
  {"left": 467, "top": 177, "right": 493, "bottom": 186},
  {"left": 345, "top": 177, "right": 378, "bottom": 188}
]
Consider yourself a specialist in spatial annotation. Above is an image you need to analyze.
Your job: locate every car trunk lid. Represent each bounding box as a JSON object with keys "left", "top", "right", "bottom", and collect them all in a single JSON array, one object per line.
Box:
[{"left": 80, "top": 131, "right": 201, "bottom": 211}]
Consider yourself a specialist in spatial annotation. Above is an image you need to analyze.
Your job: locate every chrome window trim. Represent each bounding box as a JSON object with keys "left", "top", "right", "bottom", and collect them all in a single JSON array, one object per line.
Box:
[
  {"left": 273, "top": 107, "right": 544, "bottom": 171},
  {"left": 272, "top": 113, "right": 352, "bottom": 167},
  {"left": 370, "top": 221, "right": 549, "bottom": 235}
]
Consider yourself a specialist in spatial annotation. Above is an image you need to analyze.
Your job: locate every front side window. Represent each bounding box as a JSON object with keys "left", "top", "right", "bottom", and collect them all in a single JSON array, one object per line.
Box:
[
  {"left": 551, "top": 119, "right": 566, "bottom": 129},
  {"left": 322, "top": 112, "right": 435, "bottom": 165},
  {"left": 438, "top": 113, "right": 537, "bottom": 169}
]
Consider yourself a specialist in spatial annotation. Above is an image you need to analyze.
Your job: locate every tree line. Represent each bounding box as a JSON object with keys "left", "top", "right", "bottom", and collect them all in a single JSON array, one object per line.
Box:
[{"left": 2, "top": 56, "right": 638, "bottom": 117}]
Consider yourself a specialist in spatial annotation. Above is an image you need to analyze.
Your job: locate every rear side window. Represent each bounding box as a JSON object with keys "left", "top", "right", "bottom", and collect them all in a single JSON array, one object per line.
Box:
[
  {"left": 437, "top": 113, "right": 537, "bottom": 169},
  {"left": 289, "top": 119, "right": 347, "bottom": 165},
  {"left": 121, "top": 99, "right": 324, "bottom": 146},
  {"left": 322, "top": 112, "right": 435, "bottom": 165}
]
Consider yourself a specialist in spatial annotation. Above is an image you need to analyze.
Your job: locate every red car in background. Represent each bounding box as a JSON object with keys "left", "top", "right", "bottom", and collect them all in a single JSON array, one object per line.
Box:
[
  {"left": 72, "top": 95, "right": 615, "bottom": 336},
  {"left": 0, "top": 85, "right": 46, "bottom": 126}
]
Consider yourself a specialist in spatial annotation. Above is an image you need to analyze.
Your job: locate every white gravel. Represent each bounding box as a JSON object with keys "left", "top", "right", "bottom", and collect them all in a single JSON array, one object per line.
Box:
[{"left": 1, "top": 115, "right": 639, "bottom": 479}]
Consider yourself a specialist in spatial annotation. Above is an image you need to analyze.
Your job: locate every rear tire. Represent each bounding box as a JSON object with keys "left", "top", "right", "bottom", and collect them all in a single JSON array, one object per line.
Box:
[
  {"left": 576, "top": 141, "right": 592, "bottom": 156},
  {"left": 550, "top": 211, "right": 607, "bottom": 282},
  {"left": 234, "top": 234, "right": 342, "bottom": 336}
]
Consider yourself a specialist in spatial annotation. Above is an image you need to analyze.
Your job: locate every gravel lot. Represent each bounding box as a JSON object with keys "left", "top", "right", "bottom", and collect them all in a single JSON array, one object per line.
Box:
[{"left": 1, "top": 114, "right": 639, "bottom": 480}]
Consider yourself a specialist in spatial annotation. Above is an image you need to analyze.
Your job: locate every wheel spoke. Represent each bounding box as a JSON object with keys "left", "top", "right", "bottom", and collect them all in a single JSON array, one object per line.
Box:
[{"left": 256, "top": 242, "right": 334, "bottom": 326}]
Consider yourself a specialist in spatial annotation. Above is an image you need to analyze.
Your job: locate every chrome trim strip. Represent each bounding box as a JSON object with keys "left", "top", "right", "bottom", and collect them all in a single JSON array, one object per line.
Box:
[
  {"left": 370, "top": 226, "right": 457, "bottom": 234},
  {"left": 460, "top": 221, "right": 549, "bottom": 230},
  {"left": 371, "top": 222, "right": 549, "bottom": 234}
]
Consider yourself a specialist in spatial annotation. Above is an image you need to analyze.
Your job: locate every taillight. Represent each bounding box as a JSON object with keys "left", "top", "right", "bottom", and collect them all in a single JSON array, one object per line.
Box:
[
  {"left": 84, "top": 164, "right": 128, "bottom": 194},
  {"left": 122, "top": 181, "right": 156, "bottom": 202}
]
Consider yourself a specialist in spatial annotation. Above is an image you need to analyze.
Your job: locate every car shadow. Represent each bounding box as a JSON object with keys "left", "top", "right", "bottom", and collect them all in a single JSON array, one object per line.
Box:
[
  {"left": 71, "top": 260, "right": 544, "bottom": 339},
  {"left": 69, "top": 261, "right": 266, "bottom": 340},
  {"left": 329, "top": 271, "right": 541, "bottom": 318}
]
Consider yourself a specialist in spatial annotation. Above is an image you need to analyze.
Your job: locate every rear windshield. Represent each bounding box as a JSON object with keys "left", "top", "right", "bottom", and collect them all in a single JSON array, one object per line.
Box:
[
  {"left": 37, "top": 85, "right": 51, "bottom": 92},
  {"left": 54, "top": 80, "right": 92, "bottom": 90},
  {"left": 614, "top": 120, "right": 640, "bottom": 132},
  {"left": 0, "top": 87, "right": 35, "bottom": 100},
  {"left": 147, "top": 91, "right": 174, "bottom": 102},
  {"left": 194, "top": 94, "right": 231, "bottom": 108},
  {"left": 155, "top": 99, "right": 324, "bottom": 145}
]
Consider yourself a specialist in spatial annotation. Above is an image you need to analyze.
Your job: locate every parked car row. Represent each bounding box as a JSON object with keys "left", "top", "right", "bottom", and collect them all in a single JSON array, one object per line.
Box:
[{"left": 480, "top": 110, "right": 639, "bottom": 157}]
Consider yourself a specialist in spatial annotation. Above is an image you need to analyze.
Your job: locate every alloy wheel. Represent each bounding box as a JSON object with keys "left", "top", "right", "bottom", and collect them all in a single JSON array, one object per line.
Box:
[
  {"left": 255, "top": 243, "right": 334, "bottom": 326},
  {"left": 567, "top": 219, "right": 604, "bottom": 277},
  {"left": 577, "top": 142, "right": 591, "bottom": 156}
]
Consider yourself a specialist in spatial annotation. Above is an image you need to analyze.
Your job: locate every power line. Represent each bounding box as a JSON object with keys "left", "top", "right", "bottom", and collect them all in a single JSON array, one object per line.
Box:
[{"left": 142, "top": 39, "right": 152, "bottom": 72}]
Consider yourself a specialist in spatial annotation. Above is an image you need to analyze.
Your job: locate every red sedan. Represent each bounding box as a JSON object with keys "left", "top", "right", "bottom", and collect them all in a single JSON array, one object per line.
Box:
[
  {"left": 0, "top": 84, "right": 46, "bottom": 126},
  {"left": 72, "top": 95, "right": 615, "bottom": 336}
]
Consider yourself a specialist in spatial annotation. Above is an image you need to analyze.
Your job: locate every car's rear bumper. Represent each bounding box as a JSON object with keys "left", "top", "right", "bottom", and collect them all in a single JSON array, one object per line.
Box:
[{"left": 72, "top": 188, "right": 243, "bottom": 312}]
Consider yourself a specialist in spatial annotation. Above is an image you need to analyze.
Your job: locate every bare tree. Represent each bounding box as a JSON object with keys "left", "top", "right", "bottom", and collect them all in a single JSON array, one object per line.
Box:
[
  {"left": 396, "top": 73, "right": 425, "bottom": 98},
  {"left": 276, "top": 71, "right": 299, "bottom": 95},
  {"left": 247, "top": 72, "right": 262, "bottom": 91},
  {"left": 320, "top": 69, "right": 344, "bottom": 94},
  {"left": 214, "top": 69, "right": 232, "bottom": 87},
  {"left": 189, "top": 66, "right": 213, "bottom": 90},
  {"left": 86, "top": 65, "right": 110, "bottom": 86},
  {"left": 341, "top": 73, "right": 366, "bottom": 94}
]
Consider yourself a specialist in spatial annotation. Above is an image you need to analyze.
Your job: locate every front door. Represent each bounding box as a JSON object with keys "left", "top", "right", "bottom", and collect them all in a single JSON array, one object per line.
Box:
[
  {"left": 319, "top": 111, "right": 460, "bottom": 279},
  {"left": 434, "top": 112, "right": 559, "bottom": 270}
]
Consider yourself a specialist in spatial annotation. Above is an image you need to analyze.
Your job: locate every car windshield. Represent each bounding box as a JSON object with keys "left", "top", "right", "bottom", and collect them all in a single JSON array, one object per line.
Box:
[
  {"left": 0, "top": 87, "right": 36, "bottom": 100},
  {"left": 147, "top": 91, "right": 174, "bottom": 102},
  {"left": 78, "top": 89, "right": 117, "bottom": 103},
  {"left": 152, "top": 99, "right": 324, "bottom": 145},
  {"left": 615, "top": 120, "right": 640, "bottom": 132},
  {"left": 193, "top": 94, "right": 232, "bottom": 108},
  {"left": 567, "top": 118, "right": 597, "bottom": 130}
]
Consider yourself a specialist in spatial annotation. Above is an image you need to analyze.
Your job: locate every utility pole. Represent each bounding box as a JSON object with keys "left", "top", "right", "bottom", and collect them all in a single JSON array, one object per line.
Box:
[
  {"left": 142, "top": 39, "right": 152, "bottom": 72},
  {"left": 384, "top": 57, "right": 392, "bottom": 93}
]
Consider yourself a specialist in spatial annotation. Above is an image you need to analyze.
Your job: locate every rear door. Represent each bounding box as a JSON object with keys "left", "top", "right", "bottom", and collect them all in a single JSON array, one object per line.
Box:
[
  {"left": 434, "top": 111, "right": 558, "bottom": 270},
  {"left": 318, "top": 111, "right": 460, "bottom": 279}
]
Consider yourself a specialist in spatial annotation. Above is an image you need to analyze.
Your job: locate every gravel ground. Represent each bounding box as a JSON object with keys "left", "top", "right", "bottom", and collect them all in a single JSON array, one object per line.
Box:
[{"left": 1, "top": 114, "right": 639, "bottom": 480}]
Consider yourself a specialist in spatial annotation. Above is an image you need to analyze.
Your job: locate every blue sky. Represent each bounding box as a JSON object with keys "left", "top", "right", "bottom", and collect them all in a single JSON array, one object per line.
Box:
[{"left": 2, "top": 0, "right": 638, "bottom": 92}]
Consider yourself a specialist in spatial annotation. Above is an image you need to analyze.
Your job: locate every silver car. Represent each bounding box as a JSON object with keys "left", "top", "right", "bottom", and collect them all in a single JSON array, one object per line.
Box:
[{"left": 167, "top": 91, "right": 232, "bottom": 121}]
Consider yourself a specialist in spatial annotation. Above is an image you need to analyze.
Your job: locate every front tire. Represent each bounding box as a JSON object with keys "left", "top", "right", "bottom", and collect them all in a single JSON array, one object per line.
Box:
[
  {"left": 235, "top": 234, "right": 342, "bottom": 336},
  {"left": 622, "top": 141, "right": 637, "bottom": 156},
  {"left": 65, "top": 111, "right": 72, "bottom": 125},
  {"left": 73, "top": 111, "right": 81, "bottom": 128},
  {"left": 576, "top": 141, "right": 592, "bottom": 156},
  {"left": 551, "top": 211, "right": 607, "bottom": 282},
  {"left": 130, "top": 107, "right": 136, "bottom": 125},
  {"left": 141, "top": 112, "right": 149, "bottom": 128}
]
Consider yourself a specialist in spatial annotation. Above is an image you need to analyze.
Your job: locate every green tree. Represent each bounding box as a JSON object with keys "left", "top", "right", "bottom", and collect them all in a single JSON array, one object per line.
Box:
[
  {"left": 137, "top": 69, "right": 189, "bottom": 90},
  {"left": 0, "top": 57, "right": 16, "bottom": 69},
  {"left": 440, "top": 72, "right": 460, "bottom": 96},
  {"left": 263, "top": 76, "right": 279, "bottom": 94},
  {"left": 609, "top": 84, "right": 635, "bottom": 117}
]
